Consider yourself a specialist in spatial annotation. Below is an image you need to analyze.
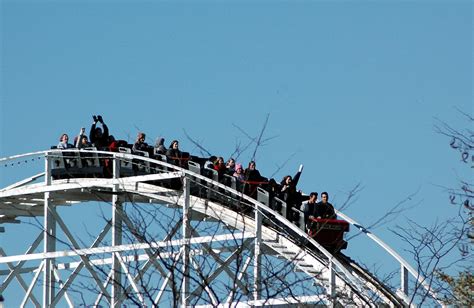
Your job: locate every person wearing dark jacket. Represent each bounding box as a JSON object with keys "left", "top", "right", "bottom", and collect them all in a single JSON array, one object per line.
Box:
[
  {"left": 166, "top": 140, "right": 183, "bottom": 166},
  {"left": 76, "top": 135, "right": 92, "bottom": 149},
  {"left": 132, "top": 132, "right": 149, "bottom": 152},
  {"left": 75, "top": 127, "right": 92, "bottom": 149},
  {"left": 154, "top": 137, "right": 167, "bottom": 155},
  {"left": 279, "top": 164, "right": 305, "bottom": 223},
  {"left": 279, "top": 175, "right": 294, "bottom": 195},
  {"left": 279, "top": 175, "right": 299, "bottom": 221},
  {"left": 314, "top": 191, "right": 336, "bottom": 219},
  {"left": 244, "top": 161, "right": 263, "bottom": 182},
  {"left": 225, "top": 157, "right": 236, "bottom": 175},
  {"left": 89, "top": 115, "right": 109, "bottom": 149},
  {"left": 243, "top": 161, "right": 264, "bottom": 198},
  {"left": 303, "top": 192, "right": 318, "bottom": 229},
  {"left": 267, "top": 178, "right": 282, "bottom": 212}
]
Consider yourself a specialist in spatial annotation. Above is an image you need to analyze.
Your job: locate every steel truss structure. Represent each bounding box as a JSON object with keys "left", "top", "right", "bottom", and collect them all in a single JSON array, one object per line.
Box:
[{"left": 0, "top": 149, "right": 444, "bottom": 307}]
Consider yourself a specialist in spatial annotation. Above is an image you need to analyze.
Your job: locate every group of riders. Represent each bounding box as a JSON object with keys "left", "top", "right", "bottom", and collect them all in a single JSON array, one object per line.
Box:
[{"left": 55, "top": 115, "right": 338, "bottom": 230}]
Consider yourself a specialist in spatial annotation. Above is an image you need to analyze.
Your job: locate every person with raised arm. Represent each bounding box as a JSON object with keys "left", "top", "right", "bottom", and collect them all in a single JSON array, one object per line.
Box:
[
  {"left": 75, "top": 127, "right": 92, "bottom": 149},
  {"left": 89, "top": 115, "right": 109, "bottom": 149},
  {"left": 279, "top": 164, "right": 304, "bottom": 223}
]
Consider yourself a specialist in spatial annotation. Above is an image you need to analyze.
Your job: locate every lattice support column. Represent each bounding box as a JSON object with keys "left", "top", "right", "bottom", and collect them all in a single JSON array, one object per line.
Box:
[
  {"left": 111, "top": 157, "right": 122, "bottom": 307},
  {"left": 253, "top": 207, "right": 262, "bottom": 301},
  {"left": 43, "top": 154, "right": 56, "bottom": 307},
  {"left": 182, "top": 177, "right": 191, "bottom": 308}
]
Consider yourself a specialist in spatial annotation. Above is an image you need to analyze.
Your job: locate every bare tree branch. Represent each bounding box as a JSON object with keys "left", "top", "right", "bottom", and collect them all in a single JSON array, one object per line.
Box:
[{"left": 183, "top": 129, "right": 212, "bottom": 157}]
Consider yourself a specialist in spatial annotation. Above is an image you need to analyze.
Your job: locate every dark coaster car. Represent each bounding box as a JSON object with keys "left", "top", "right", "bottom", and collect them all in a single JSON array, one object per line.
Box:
[{"left": 308, "top": 218, "right": 349, "bottom": 253}]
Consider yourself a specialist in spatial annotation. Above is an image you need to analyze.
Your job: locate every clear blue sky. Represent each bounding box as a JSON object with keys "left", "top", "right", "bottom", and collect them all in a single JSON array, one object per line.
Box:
[{"left": 0, "top": 0, "right": 472, "bottom": 304}]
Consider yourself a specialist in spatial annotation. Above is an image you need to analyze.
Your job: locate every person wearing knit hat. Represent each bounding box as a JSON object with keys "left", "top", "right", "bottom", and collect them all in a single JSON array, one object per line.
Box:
[{"left": 233, "top": 163, "right": 245, "bottom": 181}]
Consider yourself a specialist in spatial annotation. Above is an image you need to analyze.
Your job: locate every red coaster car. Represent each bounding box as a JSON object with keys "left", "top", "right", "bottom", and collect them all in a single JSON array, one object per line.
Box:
[{"left": 308, "top": 218, "right": 350, "bottom": 253}]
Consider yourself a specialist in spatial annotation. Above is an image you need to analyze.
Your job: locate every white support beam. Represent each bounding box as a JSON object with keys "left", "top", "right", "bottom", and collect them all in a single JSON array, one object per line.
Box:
[
  {"left": 11, "top": 246, "right": 239, "bottom": 278},
  {"left": 190, "top": 257, "right": 218, "bottom": 306},
  {"left": 182, "top": 176, "right": 191, "bottom": 308},
  {"left": 155, "top": 268, "right": 174, "bottom": 306},
  {"left": 52, "top": 268, "right": 74, "bottom": 308},
  {"left": 0, "top": 232, "right": 42, "bottom": 294},
  {"left": 0, "top": 171, "right": 184, "bottom": 199},
  {"left": 0, "top": 232, "right": 253, "bottom": 264},
  {"left": 117, "top": 215, "right": 182, "bottom": 303},
  {"left": 154, "top": 250, "right": 183, "bottom": 306},
  {"left": 188, "top": 238, "right": 252, "bottom": 301},
  {"left": 0, "top": 266, "right": 37, "bottom": 276},
  {"left": 225, "top": 253, "right": 253, "bottom": 304},
  {"left": 20, "top": 261, "right": 45, "bottom": 308},
  {"left": 187, "top": 232, "right": 251, "bottom": 301},
  {"left": 50, "top": 221, "right": 111, "bottom": 307},
  {"left": 112, "top": 157, "right": 122, "bottom": 308},
  {"left": 0, "top": 172, "right": 45, "bottom": 192},
  {"left": 115, "top": 252, "right": 145, "bottom": 305},
  {"left": 0, "top": 248, "right": 41, "bottom": 307},
  {"left": 195, "top": 294, "right": 330, "bottom": 307},
  {"left": 0, "top": 208, "right": 43, "bottom": 217},
  {"left": 253, "top": 207, "right": 262, "bottom": 301},
  {"left": 94, "top": 269, "right": 113, "bottom": 307},
  {"left": 45, "top": 154, "right": 51, "bottom": 187},
  {"left": 43, "top": 153, "right": 55, "bottom": 307}
]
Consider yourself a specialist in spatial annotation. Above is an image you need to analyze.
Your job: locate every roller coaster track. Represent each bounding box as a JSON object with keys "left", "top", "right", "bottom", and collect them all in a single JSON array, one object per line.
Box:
[{"left": 0, "top": 149, "right": 444, "bottom": 307}]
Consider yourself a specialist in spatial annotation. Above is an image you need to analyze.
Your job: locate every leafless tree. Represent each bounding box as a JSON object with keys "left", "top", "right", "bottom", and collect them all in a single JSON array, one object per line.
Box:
[{"left": 389, "top": 110, "right": 473, "bottom": 306}]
